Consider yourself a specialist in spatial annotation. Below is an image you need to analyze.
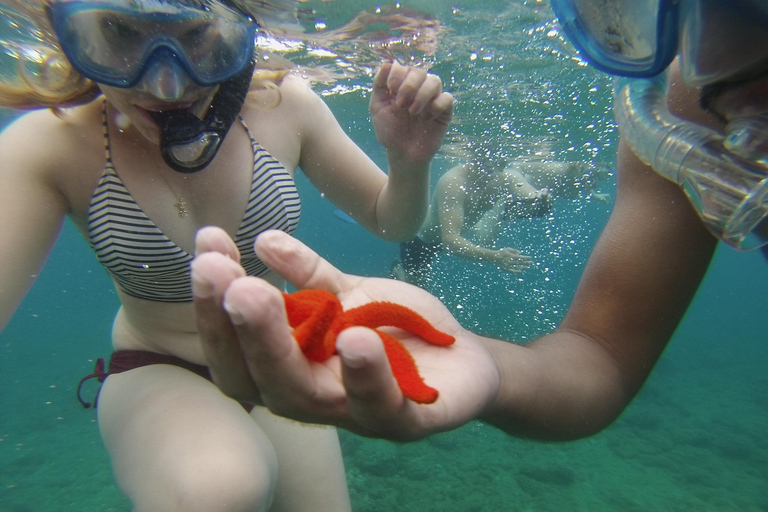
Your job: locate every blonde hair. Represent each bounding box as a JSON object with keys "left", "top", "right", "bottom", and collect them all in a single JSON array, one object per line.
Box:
[{"left": 0, "top": 0, "right": 295, "bottom": 110}]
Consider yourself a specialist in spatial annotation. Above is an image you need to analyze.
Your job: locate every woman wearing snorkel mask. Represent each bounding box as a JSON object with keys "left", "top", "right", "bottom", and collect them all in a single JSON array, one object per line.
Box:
[
  {"left": 188, "top": 0, "right": 768, "bottom": 448},
  {"left": 0, "top": 0, "right": 453, "bottom": 509}
]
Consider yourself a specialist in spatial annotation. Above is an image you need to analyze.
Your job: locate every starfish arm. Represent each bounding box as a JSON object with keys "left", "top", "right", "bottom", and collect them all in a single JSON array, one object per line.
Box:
[
  {"left": 377, "top": 330, "right": 440, "bottom": 404},
  {"left": 345, "top": 302, "right": 455, "bottom": 346},
  {"left": 283, "top": 289, "right": 339, "bottom": 326},
  {"left": 289, "top": 295, "right": 343, "bottom": 361},
  {"left": 282, "top": 290, "right": 448, "bottom": 403}
]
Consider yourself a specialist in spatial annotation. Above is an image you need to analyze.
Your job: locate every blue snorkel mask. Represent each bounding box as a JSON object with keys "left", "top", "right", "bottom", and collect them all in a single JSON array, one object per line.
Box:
[
  {"left": 48, "top": 0, "right": 258, "bottom": 173},
  {"left": 550, "top": 0, "right": 768, "bottom": 81},
  {"left": 550, "top": 0, "right": 681, "bottom": 78},
  {"left": 551, "top": 0, "right": 768, "bottom": 250}
]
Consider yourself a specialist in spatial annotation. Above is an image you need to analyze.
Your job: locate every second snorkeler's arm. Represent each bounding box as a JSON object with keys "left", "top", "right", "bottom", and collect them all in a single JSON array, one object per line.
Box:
[
  {"left": 194, "top": 74, "right": 721, "bottom": 442},
  {"left": 293, "top": 62, "right": 453, "bottom": 241},
  {"left": 479, "top": 141, "right": 718, "bottom": 439}
]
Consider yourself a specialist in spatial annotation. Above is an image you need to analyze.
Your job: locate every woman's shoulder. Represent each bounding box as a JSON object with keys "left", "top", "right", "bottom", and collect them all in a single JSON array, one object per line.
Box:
[
  {"left": 277, "top": 72, "right": 318, "bottom": 94},
  {"left": 274, "top": 73, "right": 332, "bottom": 113},
  {"left": 1, "top": 102, "right": 104, "bottom": 185},
  {"left": 244, "top": 72, "right": 334, "bottom": 134},
  {"left": 2, "top": 102, "right": 100, "bottom": 154}
]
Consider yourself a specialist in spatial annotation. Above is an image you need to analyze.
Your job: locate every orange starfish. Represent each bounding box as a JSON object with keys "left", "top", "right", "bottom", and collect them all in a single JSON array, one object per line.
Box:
[{"left": 282, "top": 289, "right": 455, "bottom": 404}]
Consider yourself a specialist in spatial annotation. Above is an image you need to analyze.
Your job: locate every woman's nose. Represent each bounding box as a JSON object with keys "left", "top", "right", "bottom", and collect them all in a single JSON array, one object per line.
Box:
[{"left": 135, "top": 57, "right": 191, "bottom": 102}]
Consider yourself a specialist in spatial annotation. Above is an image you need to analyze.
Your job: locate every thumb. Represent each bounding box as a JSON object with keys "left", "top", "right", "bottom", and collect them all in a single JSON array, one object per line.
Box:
[{"left": 254, "top": 230, "right": 351, "bottom": 294}]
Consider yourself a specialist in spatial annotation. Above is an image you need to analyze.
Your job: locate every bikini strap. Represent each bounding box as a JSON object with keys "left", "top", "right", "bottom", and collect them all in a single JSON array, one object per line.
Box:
[
  {"left": 101, "top": 100, "right": 114, "bottom": 168},
  {"left": 76, "top": 358, "right": 109, "bottom": 409},
  {"left": 237, "top": 115, "right": 258, "bottom": 149}
]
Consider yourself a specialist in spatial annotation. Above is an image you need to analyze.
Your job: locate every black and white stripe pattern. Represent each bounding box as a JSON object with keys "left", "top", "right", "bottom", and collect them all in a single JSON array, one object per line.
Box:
[{"left": 87, "top": 109, "right": 301, "bottom": 302}]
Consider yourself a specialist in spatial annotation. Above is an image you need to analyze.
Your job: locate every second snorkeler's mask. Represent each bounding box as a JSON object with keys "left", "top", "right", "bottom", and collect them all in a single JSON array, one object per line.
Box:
[
  {"left": 48, "top": 0, "right": 259, "bottom": 172},
  {"left": 550, "top": 0, "right": 768, "bottom": 81}
]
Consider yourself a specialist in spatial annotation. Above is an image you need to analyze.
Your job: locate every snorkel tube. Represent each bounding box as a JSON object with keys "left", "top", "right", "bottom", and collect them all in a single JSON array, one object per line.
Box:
[
  {"left": 150, "top": 58, "right": 255, "bottom": 174},
  {"left": 613, "top": 73, "right": 768, "bottom": 250}
]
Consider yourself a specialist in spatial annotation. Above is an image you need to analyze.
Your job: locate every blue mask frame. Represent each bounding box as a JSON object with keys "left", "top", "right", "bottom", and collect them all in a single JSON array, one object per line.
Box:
[{"left": 550, "top": 0, "right": 681, "bottom": 78}]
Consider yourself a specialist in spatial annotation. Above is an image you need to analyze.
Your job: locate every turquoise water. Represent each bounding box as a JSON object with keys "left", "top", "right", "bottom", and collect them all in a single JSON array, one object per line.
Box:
[{"left": 1, "top": 1, "right": 766, "bottom": 510}]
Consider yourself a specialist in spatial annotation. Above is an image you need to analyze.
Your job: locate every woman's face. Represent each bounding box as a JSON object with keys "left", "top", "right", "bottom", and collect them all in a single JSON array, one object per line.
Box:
[{"left": 49, "top": 0, "right": 248, "bottom": 143}]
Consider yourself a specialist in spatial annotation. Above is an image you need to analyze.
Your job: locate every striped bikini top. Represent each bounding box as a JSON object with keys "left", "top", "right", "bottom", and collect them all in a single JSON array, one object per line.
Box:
[{"left": 87, "top": 104, "right": 301, "bottom": 302}]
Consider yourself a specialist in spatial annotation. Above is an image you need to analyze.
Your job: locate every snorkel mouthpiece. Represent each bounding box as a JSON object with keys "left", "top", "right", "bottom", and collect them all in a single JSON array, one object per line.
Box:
[
  {"left": 613, "top": 73, "right": 768, "bottom": 250},
  {"left": 151, "top": 109, "right": 222, "bottom": 173},
  {"left": 151, "top": 59, "right": 255, "bottom": 174}
]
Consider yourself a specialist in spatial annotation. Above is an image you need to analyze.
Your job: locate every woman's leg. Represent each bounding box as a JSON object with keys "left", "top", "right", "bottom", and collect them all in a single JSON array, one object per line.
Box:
[
  {"left": 249, "top": 407, "right": 352, "bottom": 512},
  {"left": 98, "top": 364, "right": 278, "bottom": 512}
]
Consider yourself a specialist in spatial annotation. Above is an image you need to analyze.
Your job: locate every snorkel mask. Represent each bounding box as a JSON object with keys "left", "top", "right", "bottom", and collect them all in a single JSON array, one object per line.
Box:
[
  {"left": 551, "top": 0, "right": 768, "bottom": 250},
  {"left": 48, "top": 0, "right": 258, "bottom": 173}
]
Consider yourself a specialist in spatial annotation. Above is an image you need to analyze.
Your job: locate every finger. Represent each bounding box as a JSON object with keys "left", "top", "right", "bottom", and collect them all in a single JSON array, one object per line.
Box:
[
  {"left": 394, "top": 67, "right": 428, "bottom": 110},
  {"left": 254, "top": 230, "right": 360, "bottom": 295},
  {"left": 223, "top": 277, "right": 349, "bottom": 422},
  {"left": 405, "top": 73, "right": 442, "bottom": 115},
  {"left": 371, "top": 60, "right": 393, "bottom": 104},
  {"left": 384, "top": 60, "right": 409, "bottom": 97},
  {"left": 336, "top": 328, "right": 422, "bottom": 439},
  {"left": 373, "top": 61, "right": 392, "bottom": 92},
  {"left": 195, "top": 225, "right": 241, "bottom": 263},
  {"left": 426, "top": 91, "right": 454, "bottom": 125},
  {"left": 501, "top": 259, "right": 533, "bottom": 272},
  {"left": 191, "top": 252, "right": 261, "bottom": 403}
]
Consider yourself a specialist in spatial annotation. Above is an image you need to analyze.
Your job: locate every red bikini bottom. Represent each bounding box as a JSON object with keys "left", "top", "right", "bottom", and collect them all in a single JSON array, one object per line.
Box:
[{"left": 76, "top": 350, "right": 252, "bottom": 411}]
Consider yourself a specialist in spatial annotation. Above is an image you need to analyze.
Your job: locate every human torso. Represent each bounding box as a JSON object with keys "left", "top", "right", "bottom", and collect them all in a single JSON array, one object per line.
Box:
[
  {"left": 419, "top": 165, "right": 500, "bottom": 243},
  {"left": 56, "top": 86, "right": 305, "bottom": 364}
]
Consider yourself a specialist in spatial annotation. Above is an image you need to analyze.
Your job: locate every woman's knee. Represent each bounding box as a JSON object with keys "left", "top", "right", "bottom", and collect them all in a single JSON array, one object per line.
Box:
[
  {"left": 176, "top": 450, "right": 275, "bottom": 512},
  {"left": 132, "top": 445, "right": 278, "bottom": 512}
]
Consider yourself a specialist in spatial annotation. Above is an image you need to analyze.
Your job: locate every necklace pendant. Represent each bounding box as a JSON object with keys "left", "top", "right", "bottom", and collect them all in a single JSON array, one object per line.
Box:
[{"left": 175, "top": 199, "right": 188, "bottom": 219}]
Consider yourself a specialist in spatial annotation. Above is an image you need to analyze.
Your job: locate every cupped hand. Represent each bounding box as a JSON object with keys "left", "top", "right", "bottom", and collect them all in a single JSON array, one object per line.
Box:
[
  {"left": 369, "top": 60, "right": 454, "bottom": 164},
  {"left": 192, "top": 227, "right": 499, "bottom": 440}
]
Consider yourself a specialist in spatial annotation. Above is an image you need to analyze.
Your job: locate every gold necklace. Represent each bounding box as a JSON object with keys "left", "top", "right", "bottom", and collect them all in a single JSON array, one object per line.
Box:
[
  {"left": 152, "top": 165, "right": 189, "bottom": 219},
  {"left": 109, "top": 103, "right": 189, "bottom": 218}
]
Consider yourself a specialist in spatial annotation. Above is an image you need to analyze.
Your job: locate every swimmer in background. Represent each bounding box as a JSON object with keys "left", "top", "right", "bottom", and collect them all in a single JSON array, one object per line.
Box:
[{"left": 392, "top": 153, "right": 611, "bottom": 285}]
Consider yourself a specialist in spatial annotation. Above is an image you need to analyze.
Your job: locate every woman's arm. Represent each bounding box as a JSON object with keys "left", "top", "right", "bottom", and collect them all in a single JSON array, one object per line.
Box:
[
  {"left": 289, "top": 63, "right": 453, "bottom": 242},
  {"left": 0, "top": 111, "right": 70, "bottom": 331}
]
